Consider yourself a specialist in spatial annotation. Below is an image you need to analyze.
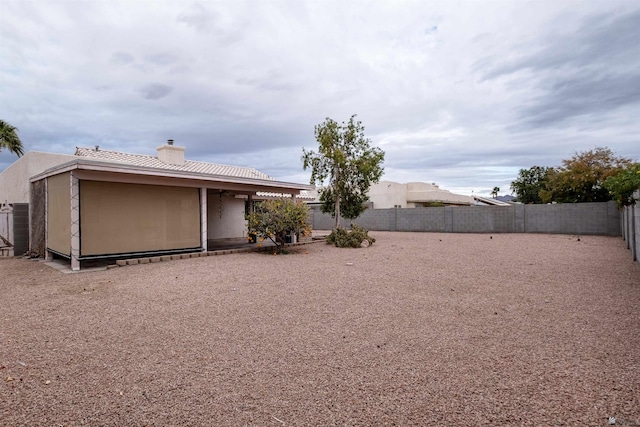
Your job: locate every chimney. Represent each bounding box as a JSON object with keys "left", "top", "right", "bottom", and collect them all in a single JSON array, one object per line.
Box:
[{"left": 157, "top": 139, "right": 185, "bottom": 165}]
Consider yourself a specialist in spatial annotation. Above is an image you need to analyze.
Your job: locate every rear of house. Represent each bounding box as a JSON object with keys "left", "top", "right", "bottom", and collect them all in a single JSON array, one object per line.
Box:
[{"left": 1, "top": 142, "right": 312, "bottom": 270}]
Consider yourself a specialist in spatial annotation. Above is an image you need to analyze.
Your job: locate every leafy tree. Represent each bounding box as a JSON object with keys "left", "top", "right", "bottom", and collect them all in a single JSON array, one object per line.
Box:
[
  {"left": 604, "top": 163, "right": 640, "bottom": 208},
  {"left": 491, "top": 187, "right": 500, "bottom": 199},
  {"left": 246, "top": 198, "right": 311, "bottom": 253},
  {"left": 302, "top": 115, "right": 384, "bottom": 229},
  {"left": 0, "top": 120, "right": 24, "bottom": 157},
  {"left": 541, "top": 147, "right": 631, "bottom": 203},
  {"left": 510, "top": 166, "right": 553, "bottom": 204}
]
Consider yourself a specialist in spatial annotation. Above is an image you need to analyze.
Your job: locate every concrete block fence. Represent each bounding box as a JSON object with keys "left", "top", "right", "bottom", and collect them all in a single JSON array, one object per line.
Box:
[
  {"left": 621, "top": 190, "right": 640, "bottom": 266},
  {"left": 311, "top": 201, "right": 621, "bottom": 236}
]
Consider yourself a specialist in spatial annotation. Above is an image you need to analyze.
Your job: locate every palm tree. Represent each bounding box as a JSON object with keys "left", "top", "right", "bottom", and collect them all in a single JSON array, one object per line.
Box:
[
  {"left": 0, "top": 120, "right": 24, "bottom": 157},
  {"left": 491, "top": 186, "right": 500, "bottom": 199}
]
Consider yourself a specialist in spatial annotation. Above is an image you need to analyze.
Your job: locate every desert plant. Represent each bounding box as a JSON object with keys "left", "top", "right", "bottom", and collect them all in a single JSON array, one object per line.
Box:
[
  {"left": 326, "top": 224, "right": 375, "bottom": 248},
  {"left": 246, "top": 198, "right": 311, "bottom": 253}
]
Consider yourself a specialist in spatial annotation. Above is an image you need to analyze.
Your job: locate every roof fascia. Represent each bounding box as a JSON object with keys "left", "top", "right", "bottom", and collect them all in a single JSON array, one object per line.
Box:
[{"left": 29, "top": 159, "right": 312, "bottom": 193}]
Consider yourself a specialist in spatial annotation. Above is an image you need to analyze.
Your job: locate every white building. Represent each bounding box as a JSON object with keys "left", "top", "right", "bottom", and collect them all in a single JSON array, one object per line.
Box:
[
  {"left": 368, "top": 181, "right": 476, "bottom": 208},
  {"left": 307, "top": 180, "right": 511, "bottom": 209}
]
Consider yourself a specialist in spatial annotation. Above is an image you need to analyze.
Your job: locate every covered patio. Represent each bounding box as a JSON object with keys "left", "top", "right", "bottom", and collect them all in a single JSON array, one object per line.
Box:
[{"left": 30, "top": 144, "right": 313, "bottom": 271}]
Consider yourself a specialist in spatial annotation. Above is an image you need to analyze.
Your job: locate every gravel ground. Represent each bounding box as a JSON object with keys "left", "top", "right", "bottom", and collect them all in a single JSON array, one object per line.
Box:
[{"left": 1, "top": 232, "right": 639, "bottom": 426}]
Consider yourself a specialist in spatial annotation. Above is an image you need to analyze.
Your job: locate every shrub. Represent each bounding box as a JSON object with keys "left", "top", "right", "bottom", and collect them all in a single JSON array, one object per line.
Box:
[
  {"left": 326, "top": 224, "right": 375, "bottom": 248},
  {"left": 246, "top": 198, "right": 311, "bottom": 253}
]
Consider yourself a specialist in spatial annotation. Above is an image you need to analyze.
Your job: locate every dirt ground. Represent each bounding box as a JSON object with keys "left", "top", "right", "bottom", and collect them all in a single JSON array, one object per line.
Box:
[{"left": 1, "top": 232, "right": 639, "bottom": 426}]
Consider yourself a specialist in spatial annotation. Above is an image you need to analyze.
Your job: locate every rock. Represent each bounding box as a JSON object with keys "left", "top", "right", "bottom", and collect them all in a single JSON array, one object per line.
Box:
[{"left": 360, "top": 240, "right": 370, "bottom": 248}]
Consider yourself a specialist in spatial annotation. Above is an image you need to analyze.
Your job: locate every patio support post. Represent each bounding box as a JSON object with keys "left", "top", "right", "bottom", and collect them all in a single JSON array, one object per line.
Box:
[
  {"left": 70, "top": 172, "right": 80, "bottom": 271},
  {"left": 291, "top": 193, "right": 298, "bottom": 243},
  {"left": 200, "top": 187, "right": 207, "bottom": 252},
  {"left": 44, "top": 178, "right": 52, "bottom": 261}
]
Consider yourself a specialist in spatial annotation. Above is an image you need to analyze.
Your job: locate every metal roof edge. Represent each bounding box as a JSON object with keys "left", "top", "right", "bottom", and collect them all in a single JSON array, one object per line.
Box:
[{"left": 29, "top": 158, "right": 313, "bottom": 191}]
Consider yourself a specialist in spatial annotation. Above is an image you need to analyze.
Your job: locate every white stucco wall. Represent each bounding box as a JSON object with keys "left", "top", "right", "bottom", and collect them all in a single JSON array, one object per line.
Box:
[
  {"left": 207, "top": 192, "right": 247, "bottom": 239},
  {"left": 405, "top": 182, "right": 474, "bottom": 206},
  {"left": 0, "top": 151, "right": 77, "bottom": 203},
  {"left": 368, "top": 181, "right": 408, "bottom": 208},
  {"left": 310, "top": 180, "right": 474, "bottom": 209}
]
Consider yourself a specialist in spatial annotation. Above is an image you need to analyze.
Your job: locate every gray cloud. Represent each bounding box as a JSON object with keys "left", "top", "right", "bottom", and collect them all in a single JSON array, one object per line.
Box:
[
  {"left": 1, "top": 1, "right": 639, "bottom": 197},
  {"left": 176, "top": 2, "right": 244, "bottom": 45},
  {"left": 110, "top": 51, "right": 134, "bottom": 65},
  {"left": 478, "top": 7, "right": 640, "bottom": 130},
  {"left": 518, "top": 73, "right": 640, "bottom": 128},
  {"left": 177, "top": 3, "right": 213, "bottom": 32},
  {"left": 138, "top": 84, "right": 173, "bottom": 100},
  {"left": 145, "top": 52, "right": 180, "bottom": 66},
  {"left": 479, "top": 9, "right": 640, "bottom": 78}
]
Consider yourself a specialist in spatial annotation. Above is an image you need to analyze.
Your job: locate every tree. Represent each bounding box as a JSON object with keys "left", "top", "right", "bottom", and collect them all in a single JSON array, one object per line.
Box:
[
  {"left": 604, "top": 163, "right": 640, "bottom": 208},
  {"left": 302, "top": 115, "right": 385, "bottom": 229},
  {"left": 510, "top": 166, "right": 553, "bottom": 204},
  {"left": 246, "top": 198, "right": 311, "bottom": 253},
  {"left": 541, "top": 147, "right": 631, "bottom": 203},
  {"left": 0, "top": 120, "right": 24, "bottom": 157},
  {"left": 491, "top": 187, "right": 500, "bottom": 199}
]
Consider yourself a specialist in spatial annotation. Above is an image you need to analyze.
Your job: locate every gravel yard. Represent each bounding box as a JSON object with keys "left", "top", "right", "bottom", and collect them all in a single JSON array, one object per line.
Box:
[{"left": 1, "top": 232, "right": 639, "bottom": 426}]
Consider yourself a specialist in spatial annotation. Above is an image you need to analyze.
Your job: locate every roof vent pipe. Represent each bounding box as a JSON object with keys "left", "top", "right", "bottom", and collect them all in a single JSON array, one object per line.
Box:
[{"left": 167, "top": 139, "right": 174, "bottom": 146}]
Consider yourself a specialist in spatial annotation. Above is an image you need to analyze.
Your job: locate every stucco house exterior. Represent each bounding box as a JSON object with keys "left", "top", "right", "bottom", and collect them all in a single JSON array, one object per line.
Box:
[
  {"left": 305, "top": 180, "right": 512, "bottom": 213},
  {"left": 308, "top": 180, "right": 489, "bottom": 209},
  {"left": 367, "top": 181, "right": 476, "bottom": 208},
  {"left": 0, "top": 142, "right": 312, "bottom": 270}
]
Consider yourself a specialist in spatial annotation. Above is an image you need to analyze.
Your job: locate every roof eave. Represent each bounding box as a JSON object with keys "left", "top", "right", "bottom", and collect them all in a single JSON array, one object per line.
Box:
[{"left": 29, "top": 159, "right": 313, "bottom": 192}]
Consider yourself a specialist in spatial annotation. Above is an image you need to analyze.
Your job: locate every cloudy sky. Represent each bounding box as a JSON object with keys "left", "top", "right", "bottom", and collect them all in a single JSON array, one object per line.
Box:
[{"left": 1, "top": 0, "right": 639, "bottom": 196}]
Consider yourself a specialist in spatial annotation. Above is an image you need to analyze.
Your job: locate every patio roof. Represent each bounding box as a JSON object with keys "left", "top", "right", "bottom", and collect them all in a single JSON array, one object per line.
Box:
[{"left": 30, "top": 148, "right": 313, "bottom": 195}]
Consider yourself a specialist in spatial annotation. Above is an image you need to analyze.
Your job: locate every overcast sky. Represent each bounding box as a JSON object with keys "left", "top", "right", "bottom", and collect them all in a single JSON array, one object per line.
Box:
[{"left": 1, "top": 0, "right": 639, "bottom": 196}]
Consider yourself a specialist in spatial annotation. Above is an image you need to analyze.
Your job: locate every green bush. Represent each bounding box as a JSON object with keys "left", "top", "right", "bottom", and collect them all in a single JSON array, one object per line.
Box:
[
  {"left": 246, "top": 198, "right": 311, "bottom": 253},
  {"left": 326, "top": 224, "right": 375, "bottom": 248}
]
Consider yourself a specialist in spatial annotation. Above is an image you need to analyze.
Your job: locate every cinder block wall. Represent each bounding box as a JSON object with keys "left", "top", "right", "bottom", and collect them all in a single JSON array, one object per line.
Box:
[
  {"left": 635, "top": 202, "right": 640, "bottom": 265},
  {"left": 312, "top": 201, "right": 621, "bottom": 237},
  {"left": 621, "top": 190, "right": 639, "bottom": 265},
  {"left": 450, "top": 206, "right": 515, "bottom": 233}
]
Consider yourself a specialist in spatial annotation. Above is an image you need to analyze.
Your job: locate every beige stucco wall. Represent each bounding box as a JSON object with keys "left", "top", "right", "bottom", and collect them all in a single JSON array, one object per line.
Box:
[
  {"left": 405, "top": 182, "right": 474, "bottom": 206},
  {"left": 366, "top": 181, "right": 475, "bottom": 208},
  {"left": 367, "top": 181, "right": 408, "bottom": 209},
  {"left": 207, "top": 191, "right": 247, "bottom": 239},
  {"left": 0, "top": 151, "right": 77, "bottom": 203},
  {"left": 47, "top": 172, "right": 71, "bottom": 256}
]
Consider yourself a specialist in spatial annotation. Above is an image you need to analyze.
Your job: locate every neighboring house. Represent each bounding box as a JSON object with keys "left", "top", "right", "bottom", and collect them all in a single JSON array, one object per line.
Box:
[
  {"left": 472, "top": 195, "right": 512, "bottom": 206},
  {"left": 306, "top": 180, "right": 513, "bottom": 210},
  {"left": 0, "top": 142, "right": 312, "bottom": 270},
  {"left": 0, "top": 151, "right": 78, "bottom": 203},
  {"left": 306, "top": 181, "right": 473, "bottom": 209}
]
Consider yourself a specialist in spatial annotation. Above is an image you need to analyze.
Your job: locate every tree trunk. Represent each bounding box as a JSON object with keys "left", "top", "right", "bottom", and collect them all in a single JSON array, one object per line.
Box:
[{"left": 334, "top": 163, "right": 340, "bottom": 229}]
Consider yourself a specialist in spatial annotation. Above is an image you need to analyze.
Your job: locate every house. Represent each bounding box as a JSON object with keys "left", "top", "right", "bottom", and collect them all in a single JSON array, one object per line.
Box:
[
  {"left": 306, "top": 180, "right": 512, "bottom": 211},
  {"left": 306, "top": 180, "right": 476, "bottom": 209},
  {"left": 0, "top": 141, "right": 312, "bottom": 270},
  {"left": 471, "top": 195, "right": 513, "bottom": 206},
  {"left": 368, "top": 181, "right": 476, "bottom": 207}
]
